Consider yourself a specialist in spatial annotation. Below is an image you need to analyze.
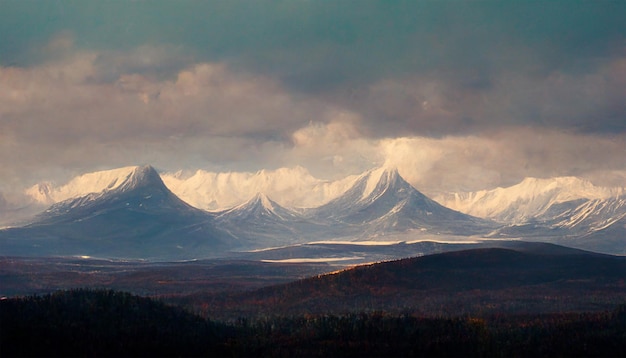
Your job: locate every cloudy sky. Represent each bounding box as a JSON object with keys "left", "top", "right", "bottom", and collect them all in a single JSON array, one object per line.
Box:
[{"left": 1, "top": 0, "right": 625, "bottom": 204}]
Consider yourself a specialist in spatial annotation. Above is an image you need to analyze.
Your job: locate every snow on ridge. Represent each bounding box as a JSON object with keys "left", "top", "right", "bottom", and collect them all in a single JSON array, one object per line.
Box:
[
  {"left": 552, "top": 195, "right": 626, "bottom": 230},
  {"left": 255, "top": 192, "right": 275, "bottom": 212},
  {"left": 224, "top": 192, "right": 278, "bottom": 215},
  {"left": 25, "top": 166, "right": 142, "bottom": 205},
  {"left": 360, "top": 166, "right": 402, "bottom": 201},
  {"left": 23, "top": 165, "right": 360, "bottom": 212},
  {"left": 434, "top": 176, "right": 626, "bottom": 221},
  {"left": 24, "top": 164, "right": 623, "bottom": 225},
  {"left": 514, "top": 176, "right": 623, "bottom": 202},
  {"left": 362, "top": 167, "right": 388, "bottom": 201}
]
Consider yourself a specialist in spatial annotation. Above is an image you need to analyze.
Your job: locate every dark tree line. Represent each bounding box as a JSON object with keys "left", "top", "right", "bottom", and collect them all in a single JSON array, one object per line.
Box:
[
  {"left": 1, "top": 289, "right": 624, "bottom": 357},
  {"left": 0, "top": 289, "right": 231, "bottom": 356}
]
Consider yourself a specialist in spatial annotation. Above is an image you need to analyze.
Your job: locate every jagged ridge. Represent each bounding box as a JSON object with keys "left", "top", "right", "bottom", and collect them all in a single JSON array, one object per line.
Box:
[{"left": 437, "top": 176, "right": 625, "bottom": 223}]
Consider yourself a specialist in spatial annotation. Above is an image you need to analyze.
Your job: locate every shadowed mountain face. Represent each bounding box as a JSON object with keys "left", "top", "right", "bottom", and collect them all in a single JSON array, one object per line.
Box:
[
  {"left": 490, "top": 194, "right": 626, "bottom": 255},
  {"left": 33, "top": 165, "right": 197, "bottom": 224},
  {"left": 214, "top": 193, "right": 322, "bottom": 246},
  {"left": 437, "top": 178, "right": 626, "bottom": 254},
  {"left": 437, "top": 177, "right": 625, "bottom": 223},
  {"left": 307, "top": 168, "right": 494, "bottom": 235},
  {"left": 0, "top": 166, "right": 234, "bottom": 260},
  {"left": 0, "top": 166, "right": 496, "bottom": 260},
  {"left": 213, "top": 168, "right": 496, "bottom": 246},
  {"left": 0, "top": 165, "right": 623, "bottom": 260},
  {"left": 216, "top": 193, "right": 300, "bottom": 223}
]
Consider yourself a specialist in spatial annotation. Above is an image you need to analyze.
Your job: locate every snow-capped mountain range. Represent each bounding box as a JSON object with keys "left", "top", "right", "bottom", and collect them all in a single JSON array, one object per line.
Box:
[
  {"left": 160, "top": 166, "right": 359, "bottom": 211},
  {"left": 435, "top": 176, "right": 625, "bottom": 223},
  {"left": 24, "top": 166, "right": 625, "bottom": 222},
  {"left": 1, "top": 164, "right": 625, "bottom": 259},
  {"left": 211, "top": 167, "right": 494, "bottom": 247},
  {"left": 432, "top": 176, "right": 626, "bottom": 253},
  {"left": 1, "top": 166, "right": 237, "bottom": 260},
  {"left": 19, "top": 165, "right": 361, "bottom": 219}
]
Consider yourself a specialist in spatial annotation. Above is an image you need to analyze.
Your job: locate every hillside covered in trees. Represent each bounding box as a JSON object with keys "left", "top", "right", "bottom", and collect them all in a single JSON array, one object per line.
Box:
[
  {"left": 1, "top": 289, "right": 625, "bottom": 357},
  {"left": 176, "top": 246, "right": 626, "bottom": 319}
]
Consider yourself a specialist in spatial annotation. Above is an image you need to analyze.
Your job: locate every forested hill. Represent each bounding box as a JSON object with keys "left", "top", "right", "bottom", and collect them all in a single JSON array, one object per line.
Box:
[
  {"left": 1, "top": 289, "right": 625, "bottom": 357},
  {"left": 186, "top": 247, "right": 626, "bottom": 318},
  {"left": 0, "top": 289, "right": 230, "bottom": 357}
]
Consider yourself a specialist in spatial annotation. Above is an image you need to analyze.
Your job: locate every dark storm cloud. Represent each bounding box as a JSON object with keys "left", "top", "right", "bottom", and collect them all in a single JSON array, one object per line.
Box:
[
  {"left": 3, "top": 2, "right": 624, "bottom": 86},
  {"left": 337, "top": 58, "right": 626, "bottom": 137},
  {"left": 0, "top": 0, "right": 624, "bottom": 200}
]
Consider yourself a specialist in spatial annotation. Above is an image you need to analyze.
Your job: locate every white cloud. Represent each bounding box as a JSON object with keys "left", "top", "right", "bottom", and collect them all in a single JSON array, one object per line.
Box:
[
  {"left": 0, "top": 47, "right": 331, "bottom": 187},
  {"left": 292, "top": 114, "right": 361, "bottom": 148},
  {"left": 284, "top": 119, "right": 381, "bottom": 178},
  {"left": 375, "top": 129, "right": 626, "bottom": 194},
  {"left": 1, "top": 39, "right": 625, "bottom": 209}
]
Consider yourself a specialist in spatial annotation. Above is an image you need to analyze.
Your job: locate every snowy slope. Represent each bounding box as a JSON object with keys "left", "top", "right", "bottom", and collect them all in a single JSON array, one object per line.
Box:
[
  {"left": 25, "top": 166, "right": 148, "bottom": 206},
  {"left": 35, "top": 165, "right": 195, "bottom": 220},
  {"left": 549, "top": 195, "right": 626, "bottom": 232},
  {"left": 485, "top": 191, "right": 626, "bottom": 254},
  {"left": 435, "top": 177, "right": 625, "bottom": 223},
  {"left": 1, "top": 166, "right": 234, "bottom": 260},
  {"left": 216, "top": 193, "right": 302, "bottom": 222},
  {"left": 574, "top": 210, "right": 626, "bottom": 255},
  {"left": 10, "top": 164, "right": 626, "bottom": 256},
  {"left": 307, "top": 167, "right": 494, "bottom": 237},
  {"left": 24, "top": 165, "right": 358, "bottom": 212},
  {"left": 214, "top": 193, "right": 323, "bottom": 246}
]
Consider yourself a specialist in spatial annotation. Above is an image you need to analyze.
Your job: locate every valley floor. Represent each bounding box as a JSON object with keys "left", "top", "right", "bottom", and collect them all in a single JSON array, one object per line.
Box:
[{"left": 2, "top": 247, "right": 624, "bottom": 356}]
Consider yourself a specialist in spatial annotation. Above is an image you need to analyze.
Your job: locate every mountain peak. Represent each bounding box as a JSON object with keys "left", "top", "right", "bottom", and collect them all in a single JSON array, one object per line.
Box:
[
  {"left": 250, "top": 192, "right": 275, "bottom": 210},
  {"left": 378, "top": 167, "right": 402, "bottom": 185},
  {"left": 360, "top": 166, "right": 408, "bottom": 201},
  {"left": 116, "top": 165, "right": 163, "bottom": 192},
  {"left": 33, "top": 164, "right": 200, "bottom": 224},
  {"left": 307, "top": 165, "right": 490, "bottom": 235},
  {"left": 218, "top": 192, "right": 299, "bottom": 223},
  {"left": 24, "top": 165, "right": 166, "bottom": 205},
  {"left": 237, "top": 192, "right": 285, "bottom": 214}
]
